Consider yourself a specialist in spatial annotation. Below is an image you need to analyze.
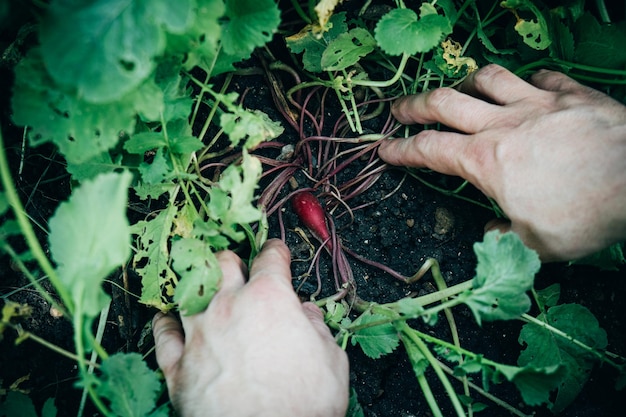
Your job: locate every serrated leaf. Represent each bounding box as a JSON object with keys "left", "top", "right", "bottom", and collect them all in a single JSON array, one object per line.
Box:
[
  {"left": 11, "top": 50, "right": 162, "bottom": 165},
  {"left": 172, "top": 237, "right": 221, "bottom": 315},
  {"left": 131, "top": 208, "right": 178, "bottom": 309},
  {"left": 321, "top": 28, "right": 376, "bottom": 71},
  {"left": 96, "top": 353, "right": 161, "bottom": 417},
  {"left": 49, "top": 172, "right": 132, "bottom": 318},
  {"left": 221, "top": 0, "right": 280, "bottom": 57},
  {"left": 124, "top": 132, "right": 168, "bottom": 154},
  {"left": 39, "top": 0, "right": 193, "bottom": 103},
  {"left": 374, "top": 6, "right": 452, "bottom": 56},
  {"left": 351, "top": 311, "right": 399, "bottom": 359},
  {"left": 518, "top": 303, "right": 608, "bottom": 412},
  {"left": 462, "top": 231, "right": 540, "bottom": 325}
]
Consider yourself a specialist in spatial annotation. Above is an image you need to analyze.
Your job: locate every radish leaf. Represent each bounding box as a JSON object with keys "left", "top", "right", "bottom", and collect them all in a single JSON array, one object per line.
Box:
[
  {"left": 49, "top": 172, "right": 132, "bottom": 318},
  {"left": 172, "top": 237, "right": 221, "bottom": 315},
  {"left": 39, "top": 0, "right": 193, "bottom": 103},
  {"left": 518, "top": 303, "right": 608, "bottom": 412},
  {"left": 462, "top": 231, "right": 540, "bottom": 325},
  {"left": 97, "top": 353, "right": 161, "bottom": 417}
]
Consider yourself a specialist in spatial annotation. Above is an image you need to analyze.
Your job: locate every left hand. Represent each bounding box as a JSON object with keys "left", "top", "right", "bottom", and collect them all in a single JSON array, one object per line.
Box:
[{"left": 152, "top": 239, "right": 350, "bottom": 417}]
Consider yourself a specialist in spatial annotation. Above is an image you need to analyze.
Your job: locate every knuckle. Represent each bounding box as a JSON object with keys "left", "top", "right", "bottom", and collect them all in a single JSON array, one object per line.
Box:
[
  {"left": 424, "top": 87, "right": 457, "bottom": 113},
  {"left": 472, "top": 64, "right": 507, "bottom": 88}
]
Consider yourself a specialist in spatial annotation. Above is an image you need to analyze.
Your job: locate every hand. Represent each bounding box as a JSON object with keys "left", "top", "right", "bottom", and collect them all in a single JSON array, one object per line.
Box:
[
  {"left": 152, "top": 239, "right": 350, "bottom": 417},
  {"left": 379, "top": 64, "right": 626, "bottom": 261}
]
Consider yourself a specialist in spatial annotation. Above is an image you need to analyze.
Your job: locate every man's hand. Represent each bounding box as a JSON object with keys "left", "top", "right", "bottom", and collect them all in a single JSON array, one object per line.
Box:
[
  {"left": 379, "top": 64, "right": 626, "bottom": 261},
  {"left": 152, "top": 239, "right": 350, "bottom": 417}
]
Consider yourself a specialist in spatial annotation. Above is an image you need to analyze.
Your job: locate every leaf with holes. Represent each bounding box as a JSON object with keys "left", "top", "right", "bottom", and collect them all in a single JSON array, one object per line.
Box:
[{"left": 321, "top": 28, "right": 376, "bottom": 71}]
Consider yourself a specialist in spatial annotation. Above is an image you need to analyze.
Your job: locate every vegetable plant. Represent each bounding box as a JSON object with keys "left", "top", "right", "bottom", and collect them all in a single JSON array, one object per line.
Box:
[{"left": 0, "top": 0, "right": 625, "bottom": 416}]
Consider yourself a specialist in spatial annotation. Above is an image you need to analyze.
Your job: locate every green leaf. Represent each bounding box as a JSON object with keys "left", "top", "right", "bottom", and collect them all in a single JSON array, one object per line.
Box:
[
  {"left": 172, "top": 237, "right": 221, "bottom": 315},
  {"left": 495, "top": 363, "right": 564, "bottom": 406},
  {"left": 11, "top": 50, "right": 162, "bottom": 166},
  {"left": 321, "top": 28, "right": 376, "bottom": 71},
  {"left": 166, "top": 0, "right": 225, "bottom": 71},
  {"left": 374, "top": 6, "right": 452, "bottom": 56},
  {"left": 139, "top": 148, "right": 173, "bottom": 185},
  {"left": 220, "top": 108, "right": 284, "bottom": 149},
  {"left": 0, "top": 392, "right": 40, "bottom": 417},
  {"left": 65, "top": 151, "right": 120, "bottom": 182},
  {"left": 286, "top": 12, "right": 349, "bottom": 73},
  {"left": 48, "top": 172, "right": 132, "bottom": 318},
  {"left": 501, "top": 0, "right": 551, "bottom": 50},
  {"left": 535, "top": 283, "right": 560, "bottom": 310},
  {"left": 96, "top": 353, "right": 161, "bottom": 417},
  {"left": 206, "top": 151, "right": 262, "bottom": 242},
  {"left": 351, "top": 311, "right": 399, "bottom": 359},
  {"left": 518, "top": 303, "right": 608, "bottom": 412},
  {"left": 124, "top": 132, "right": 168, "bottom": 154},
  {"left": 39, "top": 0, "right": 193, "bottom": 103},
  {"left": 220, "top": 0, "right": 280, "bottom": 58},
  {"left": 345, "top": 388, "right": 365, "bottom": 417},
  {"left": 131, "top": 208, "right": 178, "bottom": 309},
  {"left": 462, "top": 231, "right": 540, "bottom": 325},
  {"left": 570, "top": 242, "right": 626, "bottom": 271}
]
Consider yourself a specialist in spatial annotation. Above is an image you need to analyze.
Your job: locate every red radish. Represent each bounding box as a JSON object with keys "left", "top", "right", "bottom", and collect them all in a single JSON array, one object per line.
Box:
[{"left": 292, "top": 191, "right": 332, "bottom": 250}]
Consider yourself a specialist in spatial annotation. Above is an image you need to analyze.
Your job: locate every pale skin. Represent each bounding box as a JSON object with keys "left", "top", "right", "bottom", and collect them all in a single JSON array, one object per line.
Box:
[
  {"left": 152, "top": 239, "right": 349, "bottom": 417},
  {"left": 153, "top": 65, "right": 626, "bottom": 415},
  {"left": 379, "top": 64, "right": 626, "bottom": 262}
]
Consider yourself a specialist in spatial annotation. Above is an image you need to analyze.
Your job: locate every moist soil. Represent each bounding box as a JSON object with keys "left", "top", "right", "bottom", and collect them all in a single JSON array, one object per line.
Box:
[{"left": 1, "top": 31, "right": 625, "bottom": 417}]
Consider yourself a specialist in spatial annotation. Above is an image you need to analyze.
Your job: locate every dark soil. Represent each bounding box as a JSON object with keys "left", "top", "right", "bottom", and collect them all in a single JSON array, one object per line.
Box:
[{"left": 1, "top": 14, "right": 625, "bottom": 417}]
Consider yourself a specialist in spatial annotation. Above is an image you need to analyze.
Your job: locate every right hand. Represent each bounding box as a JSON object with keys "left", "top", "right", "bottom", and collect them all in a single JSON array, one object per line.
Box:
[{"left": 378, "top": 64, "right": 626, "bottom": 261}]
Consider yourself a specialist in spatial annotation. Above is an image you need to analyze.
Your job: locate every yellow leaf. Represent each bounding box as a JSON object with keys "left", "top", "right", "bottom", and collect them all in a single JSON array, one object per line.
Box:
[
  {"left": 441, "top": 39, "right": 478, "bottom": 74},
  {"left": 315, "top": 0, "right": 344, "bottom": 29}
]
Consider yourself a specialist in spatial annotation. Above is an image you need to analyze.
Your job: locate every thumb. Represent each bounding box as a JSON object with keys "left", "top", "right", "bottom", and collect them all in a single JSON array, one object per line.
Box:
[
  {"left": 152, "top": 312, "right": 184, "bottom": 384},
  {"left": 302, "top": 302, "right": 336, "bottom": 343},
  {"left": 484, "top": 218, "right": 511, "bottom": 235}
]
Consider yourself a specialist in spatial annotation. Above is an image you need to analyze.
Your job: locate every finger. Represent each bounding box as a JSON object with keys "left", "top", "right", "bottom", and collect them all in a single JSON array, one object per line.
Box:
[
  {"left": 530, "top": 69, "right": 583, "bottom": 93},
  {"left": 180, "top": 250, "right": 246, "bottom": 329},
  {"left": 215, "top": 250, "right": 247, "bottom": 293},
  {"left": 302, "top": 302, "right": 336, "bottom": 343},
  {"left": 391, "top": 88, "right": 500, "bottom": 134},
  {"left": 247, "top": 238, "right": 293, "bottom": 289},
  {"left": 377, "top": 130, "right": 491, "bottom": 187},
  {"left": 152, "top": 312, "right": 184, "bottom": 386},
  {"left": 458, "top": 64, "right": 541, "bottom": 105},
  {"left": 484, "top": 218, "right": 511, "bottom": 234}
]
